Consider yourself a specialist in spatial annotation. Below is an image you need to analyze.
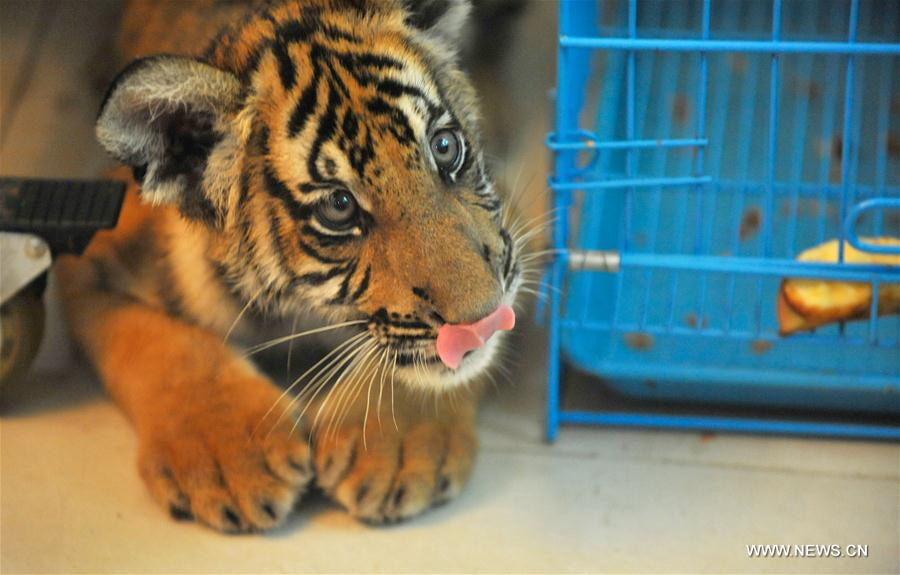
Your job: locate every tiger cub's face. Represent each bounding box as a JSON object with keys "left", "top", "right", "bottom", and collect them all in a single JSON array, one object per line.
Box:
[{"left": 96, "top": 0, "right": 522, "bottom": 390}]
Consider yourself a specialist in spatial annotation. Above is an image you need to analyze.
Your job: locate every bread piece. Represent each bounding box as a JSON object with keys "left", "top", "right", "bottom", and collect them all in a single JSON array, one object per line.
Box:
[
  {"left": 778, "top": 237, "right": 900, "bottom": 335},
  {"left": 777, "top": 284, "right": 873, "bottom": 334}
]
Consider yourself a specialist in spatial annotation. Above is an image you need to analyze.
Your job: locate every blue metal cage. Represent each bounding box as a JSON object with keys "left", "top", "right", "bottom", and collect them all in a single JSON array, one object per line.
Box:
[{"left": 545, "top": 0, "right": 900, "bottom": 440}]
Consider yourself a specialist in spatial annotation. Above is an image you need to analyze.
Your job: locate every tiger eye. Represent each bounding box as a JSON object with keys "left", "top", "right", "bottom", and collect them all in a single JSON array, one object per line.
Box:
[
  {"left": 317, "top": 190, "right": 358, "bottom": 230},
  {"left": 430, "top": 129, "right": 462, "bottom": 170}
]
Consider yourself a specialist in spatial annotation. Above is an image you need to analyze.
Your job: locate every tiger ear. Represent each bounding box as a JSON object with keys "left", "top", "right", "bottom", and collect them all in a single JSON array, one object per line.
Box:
[
  {"left": 404, "top": 0, "right": 471, "bottom": 49},
  {"left": 96, "top": 55, "right": 241, "bottom": 213}
]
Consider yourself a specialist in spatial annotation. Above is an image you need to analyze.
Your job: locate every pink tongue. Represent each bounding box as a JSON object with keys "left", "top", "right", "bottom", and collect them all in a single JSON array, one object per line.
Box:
[{"left": 436, "top": 305, "right": 516, "bottom": 369}]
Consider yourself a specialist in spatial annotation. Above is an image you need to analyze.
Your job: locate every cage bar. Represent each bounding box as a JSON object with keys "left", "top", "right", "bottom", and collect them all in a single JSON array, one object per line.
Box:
[{"left": 559, "top": 37, "right": 900, "bottom": 55}]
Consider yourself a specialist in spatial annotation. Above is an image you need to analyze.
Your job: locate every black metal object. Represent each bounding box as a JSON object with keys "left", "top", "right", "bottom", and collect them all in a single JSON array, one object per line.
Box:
[{"left": 0, "top": 177, "right": 126, "bottom": 256}]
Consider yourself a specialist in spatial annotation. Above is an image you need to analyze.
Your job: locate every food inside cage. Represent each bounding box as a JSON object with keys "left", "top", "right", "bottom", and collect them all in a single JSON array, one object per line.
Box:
[{"left": 777, "top": 237, "right": 900, "bottom": 335}]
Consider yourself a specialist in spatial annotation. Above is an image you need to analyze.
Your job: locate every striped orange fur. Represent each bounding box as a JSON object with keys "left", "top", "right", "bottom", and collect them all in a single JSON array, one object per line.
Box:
[{"left": 58, "top": 0, "right": 523, "bottom": 532}]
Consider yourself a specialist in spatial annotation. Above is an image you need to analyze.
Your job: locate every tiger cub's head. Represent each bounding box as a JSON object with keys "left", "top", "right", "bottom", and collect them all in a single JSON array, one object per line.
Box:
[{"left": 96, "top": 0, "right": 524, "bottom": 390}]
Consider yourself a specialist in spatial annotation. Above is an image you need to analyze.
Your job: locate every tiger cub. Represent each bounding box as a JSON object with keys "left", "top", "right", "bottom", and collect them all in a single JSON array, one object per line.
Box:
[{"left": 57, "top": 0, "right": 524, "bottom": 532}]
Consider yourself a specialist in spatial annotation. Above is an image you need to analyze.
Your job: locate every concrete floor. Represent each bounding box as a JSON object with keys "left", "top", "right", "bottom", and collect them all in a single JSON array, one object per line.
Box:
[{"left": 2, "top": 1, "right": 899, "bottom": 573}]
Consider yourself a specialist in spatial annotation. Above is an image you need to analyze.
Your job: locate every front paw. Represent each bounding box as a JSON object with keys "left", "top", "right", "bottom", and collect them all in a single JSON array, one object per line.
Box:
[
  {"left": 136, "top": 383, "right": 314, "bottom": 533},
  {"left": 313, "top": 415, "right": 477, "bottom": 523}
]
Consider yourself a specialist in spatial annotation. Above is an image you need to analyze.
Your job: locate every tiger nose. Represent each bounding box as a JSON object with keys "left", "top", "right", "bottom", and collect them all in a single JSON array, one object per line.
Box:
[{"left": 435, "top": 305, "right": 516, "bottom": 369}]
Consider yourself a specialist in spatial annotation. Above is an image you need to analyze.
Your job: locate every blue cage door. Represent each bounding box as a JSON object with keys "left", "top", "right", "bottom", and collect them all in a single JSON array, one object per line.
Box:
[{"left": 545, "top": 0, "right": 900, "bottom": 441}]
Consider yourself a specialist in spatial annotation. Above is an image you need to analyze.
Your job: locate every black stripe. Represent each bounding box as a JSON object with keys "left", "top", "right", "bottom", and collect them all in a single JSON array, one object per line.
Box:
[
  {"left": 238, "top": 38, "right": 268, "bottom": 84},
  {"left": 325, "top": 60, "right": 351, "bottom": 100},
  {"left": 331, "top": 52, "right": 404, "bottom": 89},
  {"left": 382, "top": 79, "right": 441, "bottom": 119},
  {"left": 208, "top": 257, "right": 243, "bottom": 300},
  {"left": 472, "top": 199, "right": 502, "bottom": 213},
  {"left": 278, "top": 18, "right": 316, "bottom": 45},
  {"left": 341, "top": 108, "right": 359, "bottom": 140},
  {"left": 266, "top": 204, "right": 303, "bottom": 288},
  {"left": 365, "top": 97, "right": 393, "bottom": 116},
  {"left": 377, "top": 78, "right": 427, "bottom": 101},
  {"left": 366, "top": 98, "right": 415, "bottom": 144},
  {"left": 507, "top": 262, "right": 520, "bottom": 288},
  {"left": 394, "top": 352, "right": 442, "bottom": 367},
  {"left": 332, "top": 54, "right": 377, "bottom": 87},
  {"left": 238, "top": 17, "right": 314, "bottom": 84},
  {"left": 301, "top": 223, "right": 355, "bottom": 246},
  {"left": 374, "top": 314, "right": 432, "bottom": 330},
  {"left": 179, "top": 189, "right": 220, "bottom": 226},
  {"left": 274, "top": 18, "right": 317, "bottom": 91},
  {"left": 332, "top": 53, "right": 404, "bottom": 85},
  {"left": 297, "top": 238, "right": 344, "bottom": 264},
  {"left": 252, "top": 122, "right": 270, "bottom": 155},
  {"left": 295, "top": 263, "right": 349, "bottom": 286},
  {"left": 231, "top": 169, "right": 283, "bottom": 305},
  {"left": 288, "top": 76, "right": 319, "bottom": 137},
  {"left": 500, "top": 228, "right": 514, "bottom": 280},
  {"left": 391, "top": 322, "right": 432, "bottom": 331},
  {"left": 273, "top": 40, "right": 297, "bottom": 90},
  {"left": 330, "top": 258, "right": 359, "bottom": 303},
  {"left": 235, "top": 170, "right": 258, "bottom": 277},
  {"left": 238, "top": 171, "right": 251, "bottom": 204},
  {"left": 263, "top": 163, "right": 313, "bottom": 221},
  {"left": 348, "top": 264, "right": 371, "bottom": 302},
  {"left": 321, "top": 24, "right": 362, "bottom": 43},
  {"left": 202, "top": 28, "right": 230, "bottom": 61},
  {"left": 473, "top": 180, "right": 492, "bottom": 197},
  {"left": 306, "top": 85, "right": 339, "bottom": 181},
  {"left": 237, "top": 170, "right": 255, "bottom": 249},
  {"left": 481, "top": 243, "right": 492, "bottom": 265},
  {"left": 392, "top": 332, "right": 437, "bottom": 343},
  {"left": 352, "top": 52, "right": 403, "bottom": 70},
  {"left": 347, "top": 130, "right": 374, "bottom": 178}
]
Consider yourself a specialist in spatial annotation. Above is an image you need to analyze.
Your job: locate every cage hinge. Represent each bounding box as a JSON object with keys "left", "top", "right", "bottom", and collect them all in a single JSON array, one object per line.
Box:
[{"left": 567, "top": 249, "right": 620, "bottom": 272}]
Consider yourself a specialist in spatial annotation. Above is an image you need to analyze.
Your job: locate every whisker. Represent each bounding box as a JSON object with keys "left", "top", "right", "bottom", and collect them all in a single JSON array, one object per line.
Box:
[
  {"left": 519, "top": 249, "right": 565, "bottom": 262},
  {"left": 361, "top": 349, "right": 387, "bottom": 449},
  {"left": 389, "top": 350, "right": 399, "bottom": 431},
  {"left": 293, "top": 333, "right": 367, "bottom": 406},
  {"left": 283, "top": 334, "right": 372, "bottom": 439},
  {"left": 413, "top": 348, "right": 426, "bottom": 389},
  {"left": 257, "top": 331, "right": 368, "bottom": 439},
  {"left": 243, "top": 319, "right": 367, "bottom": 357},
  {"left": 294, "top": 351, "right": 359, "bottom": 434},
  {"left": 517, "top": 287, "right": 549, "bottom": 301},
  {"left": 504, "top": 163, "right": 542, "bottom": 227},
  {"left": 511, "top": 207, "right": 556, "bottom": 234},
  {"left": 433, "top": 379, "right": 439, "bottom": 417},
  {"left": 514, "top": 218, "right": 558, "bottom": 248},
  {"left": 325, "top": 341, "right": 380, "bottom": 441},
  {"left": 285, "top": 315, "right": 299, "bottom": 381},
  {"left": 224, "top": 284, "right": 265, "bottom": 343},
  {"left": 447, "top": 387, "right": 458, "bottom": 413},
  {"left": 334, "top": 347, "right": 381, "bottom": 444},
  {"left": 484, "top": 369, "right": 501, "bottom": 393},
  {"left": 518, "top": 279, "right": 563, "bottom": 295},
  {"left": 518, "top": 277, "right": 562, "bottom": 290},
  {"left": 307, "top": 339, "right": 376, "bottom": 438},
  {"left": 375, "top": 348, "right": 389, "bottom": 432},
  {"left": 509, "top": 206, "right": 560, "bottom": 239},
  {"left": 502, "top": 162, "right": 529, "bottom": 228}
]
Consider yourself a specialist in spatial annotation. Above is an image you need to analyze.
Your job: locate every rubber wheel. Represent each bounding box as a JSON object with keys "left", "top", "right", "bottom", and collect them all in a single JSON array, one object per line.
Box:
[{"left": 0, "top": 290, "right": 46, "bottom": 386}]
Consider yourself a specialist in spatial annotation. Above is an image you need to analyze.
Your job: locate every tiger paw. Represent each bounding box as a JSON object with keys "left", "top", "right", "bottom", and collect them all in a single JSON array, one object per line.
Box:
[
  {"left": 313, "top": 412, "right": 477, "bottom": 523},
  {"left": 136, "top": 383, "right": 314, "bottom": 533}
]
